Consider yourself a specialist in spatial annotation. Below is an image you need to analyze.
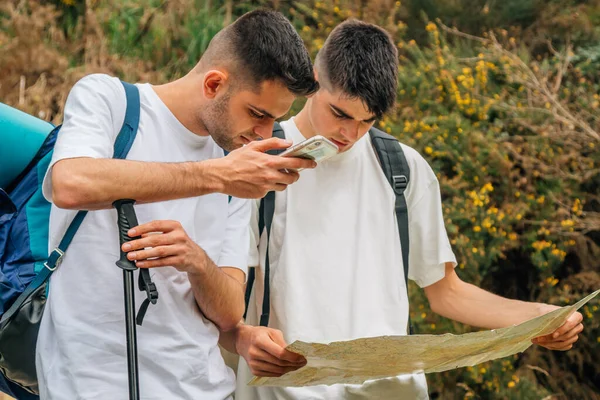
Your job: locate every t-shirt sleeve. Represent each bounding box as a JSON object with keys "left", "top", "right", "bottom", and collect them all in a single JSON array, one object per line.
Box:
[
  {"left": 403, "top": 149, "right": 457, "bottom": 288},
  {"left": 217, "top": 196, "right": 252, "bottom": 277},
  {"left": 42, "top": 74, "right": 126, "bottom": 202},
  {"left": 247, "top": 199, "right": 261, "bottom": 268}
]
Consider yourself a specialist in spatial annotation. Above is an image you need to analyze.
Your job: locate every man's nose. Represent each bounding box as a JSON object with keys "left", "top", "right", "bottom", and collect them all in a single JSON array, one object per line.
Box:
[
  {"left": 254, "top": 121, "right": 275, "bottom": 139},
  {"left": 340, "top": 122, "right": 360, "bottom": 140}
]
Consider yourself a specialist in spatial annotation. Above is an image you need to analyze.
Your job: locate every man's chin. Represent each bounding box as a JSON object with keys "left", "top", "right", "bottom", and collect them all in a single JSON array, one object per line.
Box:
[{"left": 210, "top": 133, "right": 237, "bottom": 153}]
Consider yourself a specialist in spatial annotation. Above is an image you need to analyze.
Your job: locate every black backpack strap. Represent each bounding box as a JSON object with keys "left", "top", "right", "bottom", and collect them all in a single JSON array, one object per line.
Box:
[
  {"left": 369, "top": 128, "right": 414, "bottom": 334},
  {"left": 243, "top": 122, "right": 285, "bottom": 325}
]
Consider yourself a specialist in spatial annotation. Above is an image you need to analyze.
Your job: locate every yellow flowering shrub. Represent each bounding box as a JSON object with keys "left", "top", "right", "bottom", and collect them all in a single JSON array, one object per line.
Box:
[{"left": 2, "top": 0, "right": 599, "bottom": 398}]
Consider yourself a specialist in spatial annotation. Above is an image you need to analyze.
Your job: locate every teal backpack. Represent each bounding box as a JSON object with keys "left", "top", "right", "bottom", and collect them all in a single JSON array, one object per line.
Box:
[{"left": 0, "top": 81, "right": 140, "bottom": 398}]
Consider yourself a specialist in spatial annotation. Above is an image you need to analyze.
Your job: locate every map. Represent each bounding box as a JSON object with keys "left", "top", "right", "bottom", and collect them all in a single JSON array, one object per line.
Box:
[{"left": 250, "top": 289, "right": 599, "bottom": 387}]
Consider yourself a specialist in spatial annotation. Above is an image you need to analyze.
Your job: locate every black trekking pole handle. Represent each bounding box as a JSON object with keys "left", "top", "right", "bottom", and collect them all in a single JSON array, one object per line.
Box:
[{"left": 113, "top": 199, "right": 141, "bottom": 400}]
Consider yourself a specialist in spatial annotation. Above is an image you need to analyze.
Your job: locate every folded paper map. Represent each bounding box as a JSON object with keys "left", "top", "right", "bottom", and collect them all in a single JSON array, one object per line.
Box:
[{"left": 250, "top": 289, "right": 599, "bottom": 387}]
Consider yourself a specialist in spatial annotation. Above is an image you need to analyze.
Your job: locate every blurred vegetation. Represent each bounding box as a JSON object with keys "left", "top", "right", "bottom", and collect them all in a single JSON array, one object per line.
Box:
[{"left": 1, "top": 0, "right": 599, "bottom": 399}]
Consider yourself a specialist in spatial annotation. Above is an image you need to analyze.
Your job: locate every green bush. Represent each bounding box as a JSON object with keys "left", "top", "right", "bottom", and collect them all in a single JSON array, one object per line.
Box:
[{"left": 2, "top": 0, "right": 598, "bottom": 398}]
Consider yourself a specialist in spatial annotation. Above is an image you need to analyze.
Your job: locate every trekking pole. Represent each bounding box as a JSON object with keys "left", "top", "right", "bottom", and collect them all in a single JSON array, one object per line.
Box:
[{"left": 113, "top": 199, "right": 141, "bottom": 400}]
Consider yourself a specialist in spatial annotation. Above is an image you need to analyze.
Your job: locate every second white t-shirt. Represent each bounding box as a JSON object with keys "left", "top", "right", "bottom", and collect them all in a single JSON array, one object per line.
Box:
[{"left": 237, "top": 118, "right": 457, "bottom": 400}]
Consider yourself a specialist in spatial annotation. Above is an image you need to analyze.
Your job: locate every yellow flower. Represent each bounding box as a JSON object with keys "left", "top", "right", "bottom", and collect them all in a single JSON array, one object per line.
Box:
[
  {"left": 481, "top": 182, "right": 494, "bottom": 193},
  {"left": 472, "top": 247, "right": 478, "bottom": 253},
  {"left": 479, "top": 367, "right": 486, "bottom": 374},
  {"left": 426, "top": 22, "right": 437, "bottom": 32},
  {"left": 425, "top": 146, "right": 433, "bottom": 155},
  {"left": 421, "top": 313, "right": 427, "bottom": 318},
  {"left": 473, "top": 226, "right": 481, "bottom": 232},
  {"left": 507, "top": 381, "right": 516, "bottom": 388}
]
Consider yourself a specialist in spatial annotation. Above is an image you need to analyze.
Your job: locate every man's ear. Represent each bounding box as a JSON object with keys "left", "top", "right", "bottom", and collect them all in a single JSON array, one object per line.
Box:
[
  {"left": 203, "top": 70, "right": 228, "bottom": 99},
  {"left": 306, "top": 67, "right": 319, "bottom": 99}
]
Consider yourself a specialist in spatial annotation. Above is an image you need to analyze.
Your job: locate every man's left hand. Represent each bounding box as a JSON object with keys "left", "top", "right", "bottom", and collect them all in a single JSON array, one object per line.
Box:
[
  {"left": 532, "top": 305, "right": 584, "bottom": 351},
  {"left": 122, "top": 220, "right": 206, "bottom": 274}
]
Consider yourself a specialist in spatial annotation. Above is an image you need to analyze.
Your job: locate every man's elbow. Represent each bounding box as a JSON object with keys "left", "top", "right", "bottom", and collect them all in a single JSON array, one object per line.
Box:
[
  {"left": 51, "top": 161, "right": 91, "bottom": 209},
  {"left": 425, "top": 279, "right": 462, "bottom": 317},
  {"left": 218, "top": 306, "right": 245, "bottom": 333}
]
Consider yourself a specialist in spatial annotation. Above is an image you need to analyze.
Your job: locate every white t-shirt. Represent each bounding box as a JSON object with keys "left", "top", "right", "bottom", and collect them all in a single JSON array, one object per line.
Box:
[
  {"left": 36, "top": 74, "right": 250, "bottom": 400},
  {"left": 236, "top": 118, "right": 457, "bottom": 400}
]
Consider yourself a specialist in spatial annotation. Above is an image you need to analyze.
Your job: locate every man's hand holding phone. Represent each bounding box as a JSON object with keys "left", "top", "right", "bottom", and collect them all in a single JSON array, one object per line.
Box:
[
  {"left": 278, "top": 135, "right": 339, "bottom": 165},
  {"left": 212, "top": 138, "right": 316, "bottom": 199}
]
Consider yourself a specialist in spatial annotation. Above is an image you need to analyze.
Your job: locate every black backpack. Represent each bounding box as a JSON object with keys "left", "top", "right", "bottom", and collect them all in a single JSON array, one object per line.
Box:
[{"left": 244, "top": 122, "right": 413, "bottom": 334}]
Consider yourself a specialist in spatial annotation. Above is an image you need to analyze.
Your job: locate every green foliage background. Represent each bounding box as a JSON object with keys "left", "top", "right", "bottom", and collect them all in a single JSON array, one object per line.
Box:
[{"left": 1, "top": 0, "right": 598, "bottom": 398}]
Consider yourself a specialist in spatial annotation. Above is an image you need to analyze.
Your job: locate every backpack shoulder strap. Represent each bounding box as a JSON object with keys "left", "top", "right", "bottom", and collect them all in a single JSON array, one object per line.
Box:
[
  {"left": 369, "top": 127, "right": 414, "bottom": 334},
  {"left": 243, "top": 122, "right": 286, "bottom": 325},
  {"left": 2, "top": 81, "right": 141, "bottom": 324},
  {"left": 113, "top": 81, "right": 141, "bottom": 159},
  {"left": 45, "top": 81, "right": 140, "bottom": 272}
]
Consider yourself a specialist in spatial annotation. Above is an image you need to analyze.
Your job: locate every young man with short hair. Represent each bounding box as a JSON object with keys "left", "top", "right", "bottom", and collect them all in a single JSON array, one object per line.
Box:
[
  {"left": 37, "top": 10, "right": 319, "bottom": 400},
  {"left": 222, "top": 19, "right": 584, "bottom": 399}
]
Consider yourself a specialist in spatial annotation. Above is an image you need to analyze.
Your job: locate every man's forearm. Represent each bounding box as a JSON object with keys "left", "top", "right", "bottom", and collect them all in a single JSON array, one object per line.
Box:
[
  {"left": 429, "top": 279, "right": 544, "bottom": 329},
  {"left": 219, "top": 322, "right": 243, "bottom": 354},
  {"left": 51, "top": 157, "right": 223, "bottom": 210},
  {"left": 188, "top": 261, "right": 245, "bottom": 332}
]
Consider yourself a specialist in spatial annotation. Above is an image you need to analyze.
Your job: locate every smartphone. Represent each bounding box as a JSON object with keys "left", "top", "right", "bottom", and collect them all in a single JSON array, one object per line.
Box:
[{"left": 279, "top": 135, "right": 339, "bottom": 166}]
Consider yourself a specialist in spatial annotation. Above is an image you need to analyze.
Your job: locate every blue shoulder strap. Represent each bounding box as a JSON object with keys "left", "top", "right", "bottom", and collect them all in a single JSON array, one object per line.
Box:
[
  {"left": 1, "top": 81, "right": 140, "bottom": 325},
  {"left": 28, "top": 82, "right": 139, "bottom": 280},
  {"left": 45, "top": 81, "right": 140, "bottom": 271}
]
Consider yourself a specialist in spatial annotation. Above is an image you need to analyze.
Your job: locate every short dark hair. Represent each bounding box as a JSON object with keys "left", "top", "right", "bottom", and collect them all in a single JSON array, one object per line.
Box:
[
  {"left": 202, "top": 9, "right": 318, "bottom": 96},
  {"left": 315, "top": 19, "right": 398, "bottom": 118}
]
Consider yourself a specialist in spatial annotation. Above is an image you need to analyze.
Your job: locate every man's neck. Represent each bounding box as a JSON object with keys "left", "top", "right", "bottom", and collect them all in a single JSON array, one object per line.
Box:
[
  {"left": 153, "top": 78, "right": 210, "bottom": 136},
  {"left": 294, "top": 104, "right": 318, "bottom": 139}
]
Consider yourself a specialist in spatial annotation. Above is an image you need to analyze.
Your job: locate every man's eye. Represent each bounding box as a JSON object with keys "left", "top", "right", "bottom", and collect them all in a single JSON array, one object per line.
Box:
[
  {"left": 250, "top": 110, "right": 265, "bottom": 119},
  {"left": 332, "top": 111, "right": 345, "bottom": 119}
]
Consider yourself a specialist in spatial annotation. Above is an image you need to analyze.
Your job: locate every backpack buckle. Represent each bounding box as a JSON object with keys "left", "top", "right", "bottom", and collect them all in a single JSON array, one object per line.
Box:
[
  {"left": 146, "top": 281, "right": 159, "bottom": 304},
  {"left": 44, "top": 248, "right": 65, "bottom": 271},
  {"left": 393, "top": 175, "right": 408, "bottom": 191}
]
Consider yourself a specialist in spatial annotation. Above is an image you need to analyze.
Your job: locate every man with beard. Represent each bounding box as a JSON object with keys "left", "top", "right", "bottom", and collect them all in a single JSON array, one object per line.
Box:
[{"left": 36, "top": 10, "right": 318, "bottom": 400}]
